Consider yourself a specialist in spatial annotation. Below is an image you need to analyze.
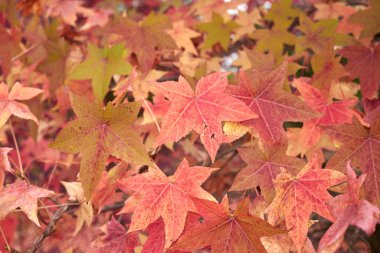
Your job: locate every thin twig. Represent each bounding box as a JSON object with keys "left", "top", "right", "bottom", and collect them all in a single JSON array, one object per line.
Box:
[
  {"left": 143, "top": 100, "right": 161, "bottom": 132},
  {"left": 27, "top": 205, "right": 69, "bottom": 253}
]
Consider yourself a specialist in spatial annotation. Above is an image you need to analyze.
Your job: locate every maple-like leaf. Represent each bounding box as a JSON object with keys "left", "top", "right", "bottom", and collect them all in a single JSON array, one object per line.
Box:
[
  {"left": 108, "top": 13, "right": 176, "bottom": 73},
  {"left": 155, "top": 72, "right": 256, "bottom": 161},
  {"left": 50, "top": 94, "right": 153, "bottom": 199},
  {"left": 197, "top": 12, "right": 239, "bottom": 50},
  {"left": 0, "top": 82, "right": 43, "bottom": 127},
  {"left": 310, "top": 46, "right": 349, "bottom": 94},
  {"left": 171, "top": 197, "right": 284, "bottom": 253},
  {"left": 90, "top": 216, "right": 139, "bottom": 253},
  {"left": 339, "top": 43, "right": 380, "bottom": 99},
  {"left": 0, "top": 147, "right": 13, "bottom": 190},
  {"left": 0, "top": 180, "right": 54, "bottom": 226},
  {"left": 294, "top": 79, "right": 356, "bottom": 154},
  {"left": 226, "top": 62, "right": 316, "bottom": 145},
  {"left": 267, "top": 156, "right": 345, "bottom": 252},
  {"left": 70, "top": 43, "right": 131, "bottom": 100},
  {"left": 118, "top": 159, "right": 218, "bottom": 248},
  {"left": 230, "top": 144, "right": 305, "bottom": 201},
  {"left": 296, "top": 16, "right": 340, "bottom": 54},
  {"left": 168, "top": 21, "right": 200, "bottom": 55},
  {"left": 264, "top": 0, "right": 301, "bottom": 24},
  {"left": 250, "top": 23, "right": 297, "bottom": 59},
  {"left": 318, "top": 162, "right": 380, "bottom": 252},
  {"left": 348, "top": 0, "right": 380, "bottom": 39},
  {"left": 296, "top": 79, "right": 356, "bottom": 126},
  {"left": 325, "top": 118, "right": 380, "bottom": 206},
  {"left": 43, "top": 0, "right": 93, "bottom": 26}
]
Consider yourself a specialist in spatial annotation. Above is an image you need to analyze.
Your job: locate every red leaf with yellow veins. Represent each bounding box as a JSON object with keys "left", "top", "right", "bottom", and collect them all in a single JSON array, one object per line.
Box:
[
  {"left": 0, "top": 82, "right": 43, "bottom": 128},
  {"left": 340, "top": 43, "right": 380, "bottom": 99},
  {"left": 267, "top": 156, "right": 345, "bottom": 252},
  {"left": 50, "top": 94, "right": 153, "bottom": 200},
  {"left": 118, "top": 159, "right": 218, "bottom": 248},
  {"left": 90, "top": 216, "right": 140, "bottom": 253},
  {"left": 171, "top": 197, "right": 284, "bottom": 253},
  {"left": 318, "top": 162, "right": 380, "bottom": 252},
  {"left": 230, "top": 144, "right": 305, "bottom": 201},
  {"left": 227, "top": 62, "right": 316, "bottom": 145},
  {"left": 155, "top": 72, "right": 256, "bottom": 161},
  {"left": 326, "top": 118, "right": 380, "bottom": 206},
  {"left": 0, "top": 180, "right": 54, "bottom": 227}
]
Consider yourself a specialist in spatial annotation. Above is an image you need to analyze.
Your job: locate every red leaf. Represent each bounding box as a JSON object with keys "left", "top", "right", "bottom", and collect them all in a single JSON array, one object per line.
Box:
[
  {"left": 227, "top": 62, "right": 316, "bottom": 145},
  {"left": 119, "top": 159, "right": 218, "bottom": 248},
  {"left": 318, "top": 162, "right": 380, "bottom": 251},
  {"left": 155, "top": 73, "right": 256, "bottom": 161},
  {"left": 340, "top": 43, "right": 380, "bottom": 99}
]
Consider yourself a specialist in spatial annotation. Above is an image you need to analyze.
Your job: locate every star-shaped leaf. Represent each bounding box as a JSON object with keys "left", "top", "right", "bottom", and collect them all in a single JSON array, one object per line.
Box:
[
  {"left": 267, "top": 156, "right": 345, "bottom": 252},
  {"left": 318, "top": 162, "right": 380, "bottom": 251},
  {"left": 230, "top": 144, "right": 305, "bottom": 201},
  {"left": 0, "top": 82, "right": 43, "bottom": 128},
  {"left": 118, "top": 159, "right": 218, "bottom": 248},
  {"left": 325, "top": 118, "right": 380, "bottom": 206},
  {"left": 197, "top": 12, "right": 239, "bottom": 50},
  {"left": 0, "top": 180, "right": 54, "bottom": 227},
  {"left": 339, "top": 43, "right": 380, "bottom": 99},
  {"left": 155, "top": 72, "right": 256, "bottom": 161},
  {"left": 171, "top": 197, "right": 284, "bottom": 253},
  {"left": 70, "top": 43, "right": 131, "bottom": 100},
  {"left": 50, "top": 94, "right": 153, "bottom": 200},
  {"left": 108, "top": 13, "right": 176, "bottom": 73},
  {"left": 348, "top": 0, "right": 380, "bottom": 39},
  {"left": 90, "top": 216, "right": 140, "bottom": 253},
  {"left": 226, "top": 62, "right": 316, "bottom": 145}
]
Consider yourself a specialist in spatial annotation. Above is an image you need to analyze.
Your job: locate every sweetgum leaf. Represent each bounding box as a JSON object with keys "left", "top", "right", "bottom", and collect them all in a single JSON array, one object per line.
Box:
[
  {"left": 318, "top": 162, "right": 380, "bottom": 251},
  {"left": 171, "top": 197, "right": 284, "bottom": 253},
  {"left": 326, "top": 117, "right": 380, "bottom": 207},
  {"left": 118, "top": 159, "right": 218, "bottom": 248},
  {"left": 70, "top": 43, "right": 131, "bottom": 100},
  {"left": 155, "top": 72, "right": 256, "bottom": 161},
  {"left": 0, "top": 180, "right": 54, "bottom": 227},
  {"left": 267, "top": 156, "right": 345, "bottom": 252},
  {"left": 50, "top": 94, "right": 153, "bottom": 200}
]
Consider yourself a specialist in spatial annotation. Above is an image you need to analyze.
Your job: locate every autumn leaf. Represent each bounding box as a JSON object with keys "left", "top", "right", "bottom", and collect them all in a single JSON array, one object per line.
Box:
[
  {"left": 226, "top": 62, "right": 316, "bottom": 145},
  {"left": 70, "top": 43, "right": 132, "bottom": 100},
  {"left": 118, "top": 159, "right": 218, "bottom": 248},
  {"left": 155, "top": 72, "right": 256, "bottom": 161},
  {"left": 310, "top": 46, "right": 349, "bottom": 94},
  {"left": 171, "top": 197, "right": 284, "bottom": 253},
  {"left": 0, "top": 147, "right": 13, "bottom": 190},
  {"left": 168, "top": 21, "right": 200, "bottom": 55},
  {"left": 230, "top": 144, "right": 305, "bottom": 201},
  {"left": 90, "top": 216, "right": 140, "bottom": 253},
  {"left": 108, "top": 13, "right": 176, "bottom": 73},
  {"left": 264, "top": 0, "right": 301, "bottom": 24},
  {"left": 325, "top": 118, "right": 380, "bottom": 207},
  {"left": 197, "top": 12, "right": 239, "bottom": 50},
  {"left": 50, "top": 94, "right": 153, "bottom": 200},
  {"left": 318, "top": 162, "right": 380, "bottom": 252},
  {"left": 250, "top": 23, "right": 297, "bottom": 59},
  {"left": 296, "top": 15, "right": 340, "bottom": 54},
  {"left": 348, "top": 0, "right": 380, "bottom": 39},
  {"left": 0, "top": 180, "right": 54, "bottom": 226},
  {"left": 339, "top": 43, "right": 380, "bottom": 99},
  {"left": 0, "top": 81, "right": 43, "bottom": 127},
  {"left": 267, "top": 156, "right": 345, "bottom": 252}
]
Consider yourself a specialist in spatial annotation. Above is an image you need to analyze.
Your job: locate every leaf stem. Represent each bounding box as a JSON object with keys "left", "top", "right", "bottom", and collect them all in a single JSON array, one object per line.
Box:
[{"left": 9, "top": 118, "right": 25, "bottom": 179}]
